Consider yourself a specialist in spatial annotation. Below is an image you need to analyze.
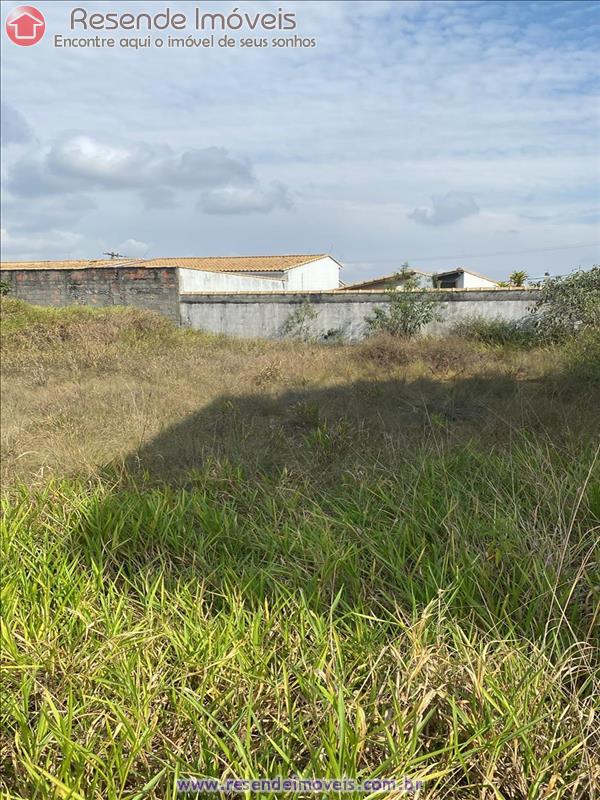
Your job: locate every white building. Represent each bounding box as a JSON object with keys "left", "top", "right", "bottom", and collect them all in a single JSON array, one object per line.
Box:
[
  {"left": 165, "top": 254, "right": 341, "bottom": 292},
  {"left": 342, "top": 268, "right": 432, "bottom": 291},
  {"left": 432, "top": 268, "right": 499, "bottom": 289},
  {"left": 344, "top": 266, "right": 499, "bottom": 291}
]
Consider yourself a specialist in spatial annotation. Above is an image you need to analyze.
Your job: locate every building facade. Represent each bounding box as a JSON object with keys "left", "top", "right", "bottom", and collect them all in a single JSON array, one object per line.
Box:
[{"left": 0, "top": 254, "right": 342, "bottom": 324}]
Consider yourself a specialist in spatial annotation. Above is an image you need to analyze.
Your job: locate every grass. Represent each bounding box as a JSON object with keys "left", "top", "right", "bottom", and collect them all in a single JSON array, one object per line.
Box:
[
  {"left": 1, "top": 298, "right": 599, "bottom": 798},
  {"left": 451, "top": 317, "right": 540, "bottom": 348}
]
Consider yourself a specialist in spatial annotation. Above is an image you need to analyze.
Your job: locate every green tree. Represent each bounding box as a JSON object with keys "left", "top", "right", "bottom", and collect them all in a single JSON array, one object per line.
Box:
[
  {"left": 509, "top": 270, "right": 528, "bottom": 286},
  {"left": 365, "top": 264, "right": 440, "bottom": 338},
  {"left": 530, "top": 266, "right": 600, "bottom": 339}
]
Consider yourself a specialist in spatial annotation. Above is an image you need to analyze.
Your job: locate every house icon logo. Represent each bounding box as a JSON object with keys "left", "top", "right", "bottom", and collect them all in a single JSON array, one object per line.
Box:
[{"left": 5, "top": 5, "right": 45, "bottom": 46}]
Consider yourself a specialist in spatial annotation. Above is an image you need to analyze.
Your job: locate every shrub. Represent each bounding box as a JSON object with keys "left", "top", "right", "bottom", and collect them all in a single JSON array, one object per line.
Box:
[
  {"left": 282, "top": 299, "right": 319, "bottom": 341},
  {"left": 531, "top": 266, "right": 600, "bottom": 341},
  {"left": 365, "top": 268, "right": 440, "bottom": 338}
]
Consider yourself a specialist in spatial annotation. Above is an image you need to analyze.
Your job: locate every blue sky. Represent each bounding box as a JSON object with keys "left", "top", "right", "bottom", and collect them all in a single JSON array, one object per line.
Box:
[{"left": 1, "top": 0, "right": 599, "bottom": 282}]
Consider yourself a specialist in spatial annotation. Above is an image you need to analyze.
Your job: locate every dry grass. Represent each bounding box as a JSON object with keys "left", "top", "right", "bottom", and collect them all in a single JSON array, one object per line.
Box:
[
  {"left": 1, "top": 299, "right": 599, "bottom": 799},
  {"left": 1, "top": 298, "right": 593, "bottom": 485}
]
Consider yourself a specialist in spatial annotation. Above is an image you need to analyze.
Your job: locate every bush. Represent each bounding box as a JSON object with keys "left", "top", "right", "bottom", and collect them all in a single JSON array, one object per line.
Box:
[
  {"left": 531, "top": 266, "right": 600, "bottom": 341},
  {"left": 281, "top": 299, "right": 319, "bottom": 341},
  {"left": 365, "top": 269, "right": 440, "bottom": 338}
]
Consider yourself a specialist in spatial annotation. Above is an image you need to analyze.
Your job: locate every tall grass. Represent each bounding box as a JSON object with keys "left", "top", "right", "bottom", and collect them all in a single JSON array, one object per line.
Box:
[
  {"left": 1, "top": 301, "right": 599, "bottom": 798},
  {"left": 2, "top": 438, "right": 599, "bottom": 798},
  {"left": 451, "top": 317, "right": 539, "bottom": 348}
]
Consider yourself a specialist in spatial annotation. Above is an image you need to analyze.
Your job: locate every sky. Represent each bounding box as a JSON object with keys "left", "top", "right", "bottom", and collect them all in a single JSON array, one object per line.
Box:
[{"left": 1, "top": 0, "right": 599, "bottom": 283}]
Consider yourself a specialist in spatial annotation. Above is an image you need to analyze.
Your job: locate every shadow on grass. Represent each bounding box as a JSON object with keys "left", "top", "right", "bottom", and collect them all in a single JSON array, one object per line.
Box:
[
  {"left": 63, "top": 367, "right": 600, "bottom": 641},
  {"left": 120, "top": 370, "right": 597, "bottom": 483}
]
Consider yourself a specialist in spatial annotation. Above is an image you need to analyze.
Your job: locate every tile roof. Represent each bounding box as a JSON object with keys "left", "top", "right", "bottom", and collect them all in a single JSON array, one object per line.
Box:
[
  {"left": 342, "top": 268, "right": 432, "bottom": 290},
  {"left": 0, "top": 254, "right": 328, "bottom": 273},
  {"left": 0, "top": 259, "right": 117, "bottom": 271}
]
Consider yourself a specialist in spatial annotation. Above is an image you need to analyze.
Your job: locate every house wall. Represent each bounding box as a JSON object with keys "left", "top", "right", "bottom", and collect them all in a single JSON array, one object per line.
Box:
[
  {"left": 177, "top": 268, "right": 285, "bottom": 293},
  {"left": 458, "top": 272, "right": 499, "bottom": 289},
  {"left": 180, "top": 289, "right": 537, "bottom": 340},
  {"left": 1, "top": 267, "right": 180, "bottom": 322},
  {"left": 177, "top": 259, "right": 339, "bottom": 292},
  {"left": 284, "top": 257, "right": 340, "bottom": 290}
]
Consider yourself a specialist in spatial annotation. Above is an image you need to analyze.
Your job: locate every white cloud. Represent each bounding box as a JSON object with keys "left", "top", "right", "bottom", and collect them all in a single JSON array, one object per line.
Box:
[
  {"left": 7, "top": 136, "right": 256, "bottom": 195},
  {"left": 115, "top": 239, "right": 151, "bottom": 256},
  {"left": 199, "top": 182, "right": 293, "bottom": 215},
  {"left": 409, "top": 192, "right": 480, "bottom": 226},
  {"left": 4, "top": 133, "right": 292, "bottom": 218},
  {"left": 0, "top": 103, "right": 33, "bottom": 146},
  {"left": 1, "top": 226, "right": 85, "bottom": 258}
]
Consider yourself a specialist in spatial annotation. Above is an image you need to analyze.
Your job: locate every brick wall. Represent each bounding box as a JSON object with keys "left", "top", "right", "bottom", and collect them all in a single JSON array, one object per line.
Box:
[{"left": 1, "top": 267, "right": 180, "bottom": 324}]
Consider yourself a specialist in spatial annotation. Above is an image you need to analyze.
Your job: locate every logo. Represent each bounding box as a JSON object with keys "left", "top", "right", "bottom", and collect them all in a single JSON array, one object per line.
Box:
[{"left": 5, "top": 5, "right": 45, "bottom": 46}]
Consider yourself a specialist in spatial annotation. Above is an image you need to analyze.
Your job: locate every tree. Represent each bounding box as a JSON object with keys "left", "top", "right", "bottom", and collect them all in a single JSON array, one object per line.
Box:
[
  {"left": 365, "top": 264, "right": 440, "bottom": 338},
  {"left": 509, "top": 270, "right": 528, "bottom": 286},
  {"left": 530, "top": 266, "right": 600, "bottom": 339}
]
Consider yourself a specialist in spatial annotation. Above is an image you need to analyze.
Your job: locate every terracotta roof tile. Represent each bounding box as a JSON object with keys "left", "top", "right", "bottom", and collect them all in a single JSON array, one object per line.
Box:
[{"left": 0, "top": 254, "right": 328, "bottom": 273}]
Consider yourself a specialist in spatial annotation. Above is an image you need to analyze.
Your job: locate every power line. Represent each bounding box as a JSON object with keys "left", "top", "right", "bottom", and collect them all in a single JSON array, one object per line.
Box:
[{"left": 343, "top": 241, "right": 600, "bottom": 264}]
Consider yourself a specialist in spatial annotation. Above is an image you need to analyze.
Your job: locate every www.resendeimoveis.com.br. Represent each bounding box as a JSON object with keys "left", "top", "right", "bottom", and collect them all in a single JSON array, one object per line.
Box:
[{"left": 176, "top": 776, "right": 423, "bottom": 793}]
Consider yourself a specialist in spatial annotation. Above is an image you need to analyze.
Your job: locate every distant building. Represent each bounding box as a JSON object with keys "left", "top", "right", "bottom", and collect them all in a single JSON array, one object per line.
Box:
[
  {"left": 432, "top": 268, "right": 499, "bottom": 289},
  {"left": 343, "top": 266, "right": 499, "bottom": 291},
  {"left": 342, "top": 268, "right": 432, "bottom": 291}
]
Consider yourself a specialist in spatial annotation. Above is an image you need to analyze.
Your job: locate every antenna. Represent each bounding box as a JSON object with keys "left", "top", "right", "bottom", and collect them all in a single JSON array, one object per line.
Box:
[{"left": 103, "top": 251, "right": 128, "bottom": 260}]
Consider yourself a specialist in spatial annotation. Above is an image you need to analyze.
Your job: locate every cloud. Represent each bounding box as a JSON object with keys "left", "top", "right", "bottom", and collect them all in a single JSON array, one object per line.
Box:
[
  {"left": 114, "top": 238, "right": 151, "bottom": 257},
  {"left": 140, "top": 188, "right": 179, "bottom": 210},
  {"left": 0, "top": 104, "right": 33, "bottom": 146},
  {"left": 409, "top": 192, "right": 480, "bottom": 226},
  {"left": 198, "top": 182, "right": 293, "bottom": 215},
  {"left": 1, "top": 226, "right": 85, "bottom": 258},
  {"left": 4, "top": 134, "right": 292, "bottom": 216},
  {"left": 1, "top": 193, "right": 96, "bottom": 232},
  {"left": 7, "top": 136, "right": 256, "bottom": 195}
]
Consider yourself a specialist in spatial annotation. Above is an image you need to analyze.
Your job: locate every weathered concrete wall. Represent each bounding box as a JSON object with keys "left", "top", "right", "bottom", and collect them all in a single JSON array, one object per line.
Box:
[
  {"left": 180, "top": 289, "right": 538, "bottom": 340},
  {"left": 2, "top": 267, "right": 180, "bottom": 323}
]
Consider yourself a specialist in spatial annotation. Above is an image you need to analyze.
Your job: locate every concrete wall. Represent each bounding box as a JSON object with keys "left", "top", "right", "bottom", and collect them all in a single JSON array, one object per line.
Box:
[
  {"left": 180, "top": 289, "right": 537, "bottom": 340},
  {"left": 178, "top": 268, "right": 285, "bottom": 293},
  {"left": 285, "top": 257, "right": 340, "bottom": 290},
  {"left": 2, "top": 267, "right": 180, "bottom": 323}
]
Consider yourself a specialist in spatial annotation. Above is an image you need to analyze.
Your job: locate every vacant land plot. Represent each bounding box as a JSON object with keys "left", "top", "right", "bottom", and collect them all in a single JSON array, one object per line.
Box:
[{"left": 1, "top": 298, "right": 599, "bottom": 799}]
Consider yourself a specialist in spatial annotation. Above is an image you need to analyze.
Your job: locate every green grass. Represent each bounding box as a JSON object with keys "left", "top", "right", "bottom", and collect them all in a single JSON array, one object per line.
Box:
[
  {"left": 1, "top": 300, "right": 599, "bottom": 798},
  {"left": 2, "top": 443, "right": 599, "bottom": 798}
]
